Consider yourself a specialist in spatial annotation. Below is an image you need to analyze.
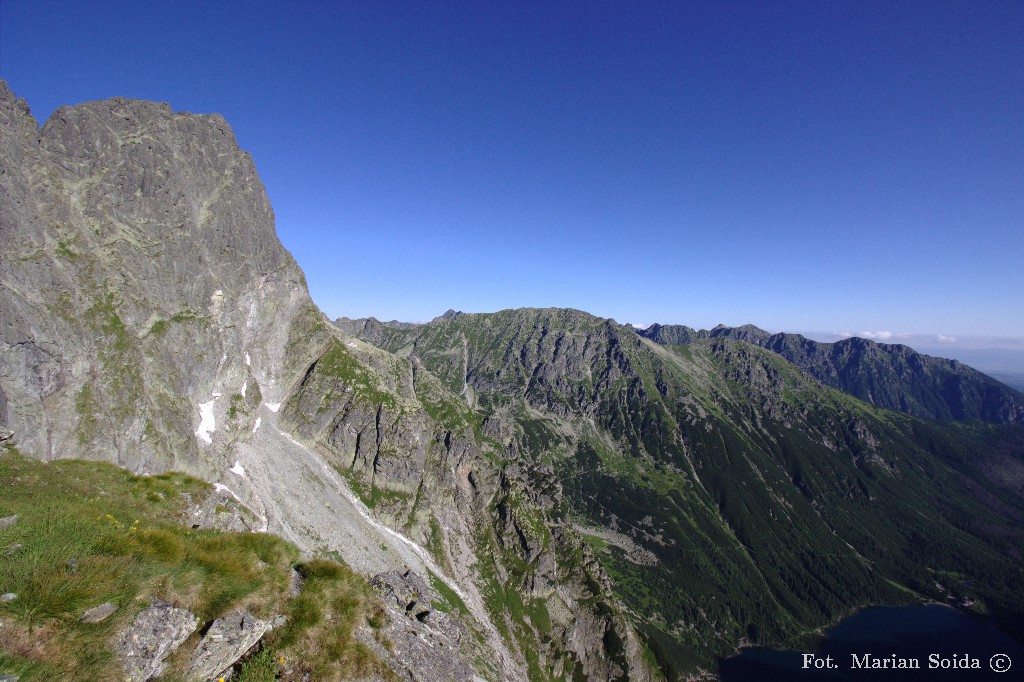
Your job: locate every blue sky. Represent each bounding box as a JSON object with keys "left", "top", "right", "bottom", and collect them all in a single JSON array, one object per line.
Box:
[{"left": 2, "top": 0, "right": 1022, "bottom": 343}]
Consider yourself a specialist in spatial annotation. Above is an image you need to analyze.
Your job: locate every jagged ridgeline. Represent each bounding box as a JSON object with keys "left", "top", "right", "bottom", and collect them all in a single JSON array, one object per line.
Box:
[{"left": 2, "top": 79, "right": 1024, "bottom": 681}]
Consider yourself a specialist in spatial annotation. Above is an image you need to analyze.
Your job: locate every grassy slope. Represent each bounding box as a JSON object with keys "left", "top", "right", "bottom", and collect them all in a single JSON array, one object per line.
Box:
[{"left": 0, "top": 446, "right": 391, "bottom": 682}]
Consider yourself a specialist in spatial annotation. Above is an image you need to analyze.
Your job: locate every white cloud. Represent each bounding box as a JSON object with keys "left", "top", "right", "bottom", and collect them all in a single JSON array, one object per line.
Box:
[
  {"left": 937, "top": 334, "right": 957, "bottom": 343},
  {"left": 833, "top": 331, "right": 853, "bottom": 339},
  {"left": 857, "top": 331, "right": 913, "bottom": 341}
]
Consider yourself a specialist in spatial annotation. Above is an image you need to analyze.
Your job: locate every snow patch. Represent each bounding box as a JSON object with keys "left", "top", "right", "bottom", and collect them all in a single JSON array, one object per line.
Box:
[
  {"left": 212, "top": 392, "right": 222, "bottom": 398},
  {"left": 347, "top": 341, "right": 358, "bottom": 348},
  {"left": 241, "top": 381, "right": 248, "bottom": 398},
  {"left": 245, "top": 352, "right": 251, "bottom": 366},
  {"left": 195, "top": 399, "right": 217, "bottom": 444},
  {"left": 213, "top": 483, "right": 241, "bottom": 501},
  {"left": 230, "top": 461, "right": 247, "bottom": 478},
  {"left": 265, "top": 402, "right": 281, "bottom": 413},
  {"left": 252, "top": 416, "right": 262, "bottom": 433}
]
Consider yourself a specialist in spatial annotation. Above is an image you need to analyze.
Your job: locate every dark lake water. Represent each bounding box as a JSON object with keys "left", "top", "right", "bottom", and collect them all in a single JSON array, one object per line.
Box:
[{"left": 720, "top": 605, "right": 1024, "bottom": 681}]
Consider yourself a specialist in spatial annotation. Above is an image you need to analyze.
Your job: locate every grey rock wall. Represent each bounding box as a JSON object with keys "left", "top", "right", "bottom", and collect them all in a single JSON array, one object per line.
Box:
[{"left": 0, "top": 79, "right": 322, "bottom": 478}]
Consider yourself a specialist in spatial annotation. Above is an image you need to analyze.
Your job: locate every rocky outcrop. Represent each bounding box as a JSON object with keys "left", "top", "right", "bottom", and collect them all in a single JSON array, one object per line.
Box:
[
  {"left": 181, "top": 488, "right": 258, "bottom": 533},
  {"left": 366, "top": 569, "right": 478, "bottom": 682},
  {"left": 371, "top": 568, "right": 433, "bottom": 621},
  {"left": 116, "top": 598, "right": 198, "bottom": 682},
  {"left": 187, "top": 609, "right": 271, "bottom": 682}
]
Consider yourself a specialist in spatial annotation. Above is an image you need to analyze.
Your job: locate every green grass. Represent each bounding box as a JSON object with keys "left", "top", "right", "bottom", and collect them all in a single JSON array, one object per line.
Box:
[
  {"left": 55, "top": 240, "right": 79, "bottom": 261},
  {"left": 0, "top": 450, "right": 392, "bottom": 682},
  {"left": 315, "top": 341, "right": 399, "bottom": 409},
  {"left": 170, "top": 309, "right": 203, "bottom": 323},
  {"left": 425, "top": 568, "right": 470, "bottom": 619}
]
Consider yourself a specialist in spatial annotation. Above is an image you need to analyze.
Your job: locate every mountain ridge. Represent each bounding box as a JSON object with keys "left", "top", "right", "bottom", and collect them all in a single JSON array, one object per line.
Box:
[
  {"left": 638, "top": 322, "right": 1024, "bottom": 424},
  {"left": 345, "top": 306, "right": 1024, "bottom": 673}
]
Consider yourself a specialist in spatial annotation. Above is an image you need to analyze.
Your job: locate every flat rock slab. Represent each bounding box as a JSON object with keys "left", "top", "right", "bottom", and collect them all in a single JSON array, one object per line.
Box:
[
  {"left": 188, "top": 609, "right": 270, "bottom": 681},
  {"left": 0, "top": 593, "right": 16, "bottom": 602},
  {"left": 116, "top": 598, "right": 197, "bottom": 682},
  {"left": 0, "top": 515, "right": 17, "bottom": 530},
  {"left": 81, "top": 601, "right": 118, "bottom": 623}
]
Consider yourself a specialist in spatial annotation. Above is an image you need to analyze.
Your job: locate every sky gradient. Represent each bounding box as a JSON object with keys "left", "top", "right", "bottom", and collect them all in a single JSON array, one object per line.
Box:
[{"left": 2, "top": 0, "right": 1022, "bottom": 342}]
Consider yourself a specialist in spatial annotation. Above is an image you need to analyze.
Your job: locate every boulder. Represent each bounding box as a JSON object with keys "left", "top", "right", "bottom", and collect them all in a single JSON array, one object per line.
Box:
[
  {"left": 187, "top": 609, "right": 270, "bottom": 681},
  {"left": 116, "top": 598, "right": 198, "bottom": 682}
]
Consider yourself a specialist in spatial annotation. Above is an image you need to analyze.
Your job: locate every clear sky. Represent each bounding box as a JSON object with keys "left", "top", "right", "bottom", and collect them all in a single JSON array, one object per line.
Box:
[{"left": 2, "top": 0, "right": 1022, "bottom": 342}]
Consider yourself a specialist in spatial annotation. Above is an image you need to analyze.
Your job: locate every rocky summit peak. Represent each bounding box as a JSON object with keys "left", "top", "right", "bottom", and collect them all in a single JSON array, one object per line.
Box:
[
  {"left": 0, "top": 79, "right": 320, "bottom": 474},
  {"left": 436, "top": 308, "right": 464, "bottom": 320}
]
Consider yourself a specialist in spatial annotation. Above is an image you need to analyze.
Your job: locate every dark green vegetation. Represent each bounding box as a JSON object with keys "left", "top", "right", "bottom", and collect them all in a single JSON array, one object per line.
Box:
[
  {"left": 0, "top": 448, "right": 390, "bottom": 682},
  {"left": 351, "top": 308, "right": 1024, "bottom": 678}
]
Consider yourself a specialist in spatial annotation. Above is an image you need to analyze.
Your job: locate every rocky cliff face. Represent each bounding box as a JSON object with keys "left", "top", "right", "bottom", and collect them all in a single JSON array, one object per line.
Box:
[{"left": 0, "top": 79, "right": 323, "bottom": 477}]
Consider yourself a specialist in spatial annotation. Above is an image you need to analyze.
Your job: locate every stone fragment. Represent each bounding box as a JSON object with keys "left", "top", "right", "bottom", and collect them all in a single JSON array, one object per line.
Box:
[
  {"left": 0, "top": 515, "right": 17, "bottom": 530},
  {"left": 288, "top": 567, "right": 303, "bottom": 597},
  {"left": 0, "top": 593, "right": 15, "bottom": 602},
  {"left": 81, "top": 602, "right": 118, "bottom": 623}
]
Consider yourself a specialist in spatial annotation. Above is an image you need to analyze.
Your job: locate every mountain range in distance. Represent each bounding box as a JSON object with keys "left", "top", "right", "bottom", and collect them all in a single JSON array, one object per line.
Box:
[{"left": 3, "top": 81, "right": 1024, "bottom": 681}]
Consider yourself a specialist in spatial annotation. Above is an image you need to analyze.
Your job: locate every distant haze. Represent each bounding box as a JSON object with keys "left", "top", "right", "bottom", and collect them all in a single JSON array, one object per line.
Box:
[{"left": 800, "top": 331, "right": 1024, "bottom": 390}]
